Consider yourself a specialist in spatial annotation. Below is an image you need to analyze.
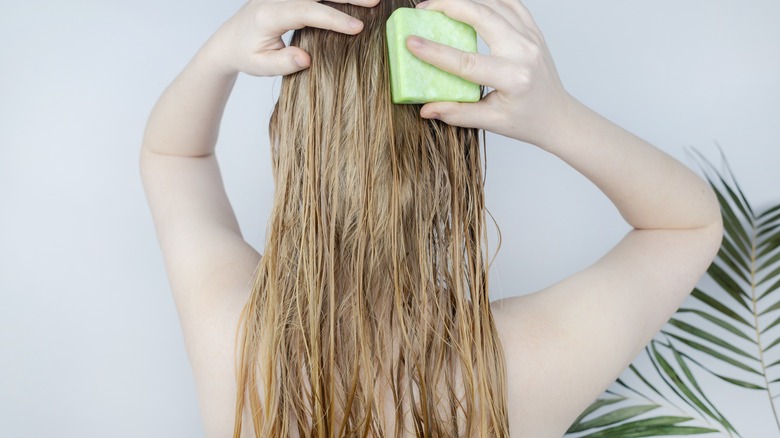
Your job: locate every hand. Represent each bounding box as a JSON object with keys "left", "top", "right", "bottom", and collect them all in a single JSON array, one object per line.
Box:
[
  {"left": 406, "top": 0, "right": 573, "bottom": 146},
  {"left": 206, "top": 0, "right": 379, "bottom": 77}
]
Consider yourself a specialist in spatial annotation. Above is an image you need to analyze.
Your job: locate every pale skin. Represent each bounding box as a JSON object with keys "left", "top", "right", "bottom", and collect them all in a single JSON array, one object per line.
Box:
[{"left": 140, "top": 0, "right": 724, "bottom": 436}]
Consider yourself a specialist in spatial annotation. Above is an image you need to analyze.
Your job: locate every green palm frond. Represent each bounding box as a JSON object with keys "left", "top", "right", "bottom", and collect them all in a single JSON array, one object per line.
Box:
[
  {"left": 566, "top": 338, "right": 734, "bottom": 437},
  {"left": 659, "top": 149, "right": 780, "bottom": 429},
  {"left": 566, "top": 149, "right": 780, "bottom": 437}
]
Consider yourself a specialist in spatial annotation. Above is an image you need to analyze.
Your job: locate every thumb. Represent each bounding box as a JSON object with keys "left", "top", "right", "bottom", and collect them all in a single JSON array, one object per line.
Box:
[
  {"left": 420, "top": 101, "right": 490, "bottom": 130},
  {"left": 250, "top": 46, "right": 311, "bottom": 77}
]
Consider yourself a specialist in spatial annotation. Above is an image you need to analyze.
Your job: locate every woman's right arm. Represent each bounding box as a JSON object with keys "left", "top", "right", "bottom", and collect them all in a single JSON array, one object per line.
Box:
[
  {"left": 406, "top": 0, "right": 722, "bottom": 435},
  {"left": 141, "top": 1, "right": 375, "bottom": 434},
  {"left": 141, "top": 0, "right": 373, "bottom": 298}
]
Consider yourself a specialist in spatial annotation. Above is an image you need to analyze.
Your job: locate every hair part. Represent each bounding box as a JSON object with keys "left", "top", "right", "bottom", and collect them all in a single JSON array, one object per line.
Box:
[{"left": 234, "top": 1, "right": 508, "bottom": 436}]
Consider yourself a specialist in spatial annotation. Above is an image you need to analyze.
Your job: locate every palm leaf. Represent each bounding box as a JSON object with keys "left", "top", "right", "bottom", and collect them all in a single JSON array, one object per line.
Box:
[
  {"left": 568, "top": 396, "right": 626, "bottom": 428},
  {"left": 645, "top": 339, "right": 740, "bottom": 434},
  {"left": 578, "top": 418, "right": 718, "bottom": 438},
  {"left": 689, "top": 288, "right": 751, "bottom": 327},
  {"left": 567, "top": 148, "right": 780, "bottom": 437},
  {"left": 662, "top": 344, "right": 765, "bottom": 391},
  {"left": 567, "top": 404, "right": 660, "bottom": 433},
  {"left": 564, "top": 394, "right": 719, "bottom": 437},
  {"left": 666, "top": 339, "right": 740, "bottom": 433},
  {"left": 674, "top": 309, "right": 753, "bottom": 343}
]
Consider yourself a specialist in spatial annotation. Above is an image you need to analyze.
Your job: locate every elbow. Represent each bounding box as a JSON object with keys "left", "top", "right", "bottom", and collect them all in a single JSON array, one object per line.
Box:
[
  {"left": 699, "top": 187, "right": 724, "bottom": 262},
  {"left": 703, "top": 215, "right": 724, "bottom": 263},
  {"left": 702, "top": 183, "right": 723, "bottom": 229}
]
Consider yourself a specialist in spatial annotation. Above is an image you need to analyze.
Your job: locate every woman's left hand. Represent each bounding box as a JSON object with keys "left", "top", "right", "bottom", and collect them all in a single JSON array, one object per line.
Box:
[{"left": 205, "top": 0, "right": 379, "bottom": 77}]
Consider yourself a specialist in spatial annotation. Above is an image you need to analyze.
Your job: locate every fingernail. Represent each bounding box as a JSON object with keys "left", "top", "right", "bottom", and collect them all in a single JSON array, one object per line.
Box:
[
  {"left": 407, "top": 36, "right": 424, "bottom": 49},
  {"left": 426, "top": 112, "right": 441, "bottom": 120},
  {"left": 348, "top": 18, "right": 363, "bottom": 30},
  {"left": 294, "top": 55, "right": 307, "bottom": 68},
  {"left": 417, "top": 0, "right": 431, "bottom": 8}
]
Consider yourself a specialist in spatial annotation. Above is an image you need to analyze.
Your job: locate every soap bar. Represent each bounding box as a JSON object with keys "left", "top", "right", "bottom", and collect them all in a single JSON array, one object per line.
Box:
[{"left": 386, "top": 8, "right": 480, "bottom": 104}]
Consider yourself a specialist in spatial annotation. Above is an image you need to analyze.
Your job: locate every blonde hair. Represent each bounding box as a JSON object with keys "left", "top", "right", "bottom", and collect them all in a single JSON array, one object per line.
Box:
[{"left": 234, "top": 1, "right": 508, "bottom": 436}]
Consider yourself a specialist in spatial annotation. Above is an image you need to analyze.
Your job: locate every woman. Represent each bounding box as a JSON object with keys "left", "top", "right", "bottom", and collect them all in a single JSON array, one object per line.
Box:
[{"left": 140, "top": 0, "right": 723, "bottom": 436}]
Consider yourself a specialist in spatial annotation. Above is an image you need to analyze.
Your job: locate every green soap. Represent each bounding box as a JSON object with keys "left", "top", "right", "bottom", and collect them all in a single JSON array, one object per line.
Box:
[{"left": 386, "top": 8, "right": 480, "bottom": 104}]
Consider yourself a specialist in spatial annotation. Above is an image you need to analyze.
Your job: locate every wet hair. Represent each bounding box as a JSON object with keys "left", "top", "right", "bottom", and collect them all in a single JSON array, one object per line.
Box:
[{"left": 234, "top": 1, "right": 509, "bottom": 436}]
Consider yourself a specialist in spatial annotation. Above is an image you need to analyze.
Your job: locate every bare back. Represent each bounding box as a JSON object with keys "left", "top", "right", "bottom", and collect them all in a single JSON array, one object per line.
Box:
[{"left": 176, "top": 221, "right": 720, "bottom": 437}]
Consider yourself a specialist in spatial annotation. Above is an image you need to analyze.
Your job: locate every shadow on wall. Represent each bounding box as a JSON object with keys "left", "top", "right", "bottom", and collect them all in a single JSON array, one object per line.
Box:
[{"left": 564, "top": 147, "right": 780, "bottom": 437}]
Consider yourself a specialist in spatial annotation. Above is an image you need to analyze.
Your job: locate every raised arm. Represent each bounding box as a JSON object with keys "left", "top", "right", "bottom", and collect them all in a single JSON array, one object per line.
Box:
[
  {"left": 140, "top": 0, "right": 373, "bottom": 303},
  {"left": 140, "top": 2, "right": 378, "bottom": 435},
  {"left": 406, "top": 0, "right": 719, "bottom": 232},
  {"left": 405, "top": 0, "right": 722, "bottom": 435},
  {"left": 139, "top": 40, "right": 250, "bottom": 307}
]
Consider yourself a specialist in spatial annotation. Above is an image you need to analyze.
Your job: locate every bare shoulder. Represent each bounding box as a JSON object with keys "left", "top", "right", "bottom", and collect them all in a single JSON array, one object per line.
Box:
[{"left": 490, "top": 224, "right": 722, "bottom": 437}]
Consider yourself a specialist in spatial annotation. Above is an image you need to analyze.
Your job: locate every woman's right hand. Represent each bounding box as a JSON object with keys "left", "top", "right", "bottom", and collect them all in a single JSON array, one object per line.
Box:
[
  {"left": 205, "top": 0, "right": 379, "bottom": 78},
  {"left": 406, "top": 0, "right": 573, "bottom": 146}
]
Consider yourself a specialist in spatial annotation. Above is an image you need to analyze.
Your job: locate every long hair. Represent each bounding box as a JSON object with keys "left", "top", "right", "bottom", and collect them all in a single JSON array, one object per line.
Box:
[{"left": 234, "top": 0, "right": 508, "bottom": 436}]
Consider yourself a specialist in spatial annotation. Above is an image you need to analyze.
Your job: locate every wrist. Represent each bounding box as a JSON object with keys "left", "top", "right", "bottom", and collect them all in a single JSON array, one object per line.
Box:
[
  {"left": 528, "top": 95, "right": 593, "bottom": 155},
  {"left": 199, "top": 34, "right": 241, "bottom": 80}
]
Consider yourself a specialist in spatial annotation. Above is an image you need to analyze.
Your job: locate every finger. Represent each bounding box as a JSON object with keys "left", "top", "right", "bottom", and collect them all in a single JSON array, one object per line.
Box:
[
  {"left": 471, "top": 0, "right": 523, "bottom": 32},
  {"left": 266, "top": 1, "right": 364, "bottom": 35},
  {"left": 419, "top": 97, "right": 498, "bottom": 130},
  {"left": 321, "top": 0, "right": 380, "bottom": 7},
  {"left": 494, "top": 0, "right": 539, "bottom": 33},
  {"left": 499, "top": 0, "right": 545, "bottom": 45},
  {"left": 406, "top": 36, "right": 512, "bottom": 91},
  {"left": 252, "top": 46, "right": 311, "bottom": 76},
  {"left": 416, "top": 0, "right": 519, "bottom": 49}
]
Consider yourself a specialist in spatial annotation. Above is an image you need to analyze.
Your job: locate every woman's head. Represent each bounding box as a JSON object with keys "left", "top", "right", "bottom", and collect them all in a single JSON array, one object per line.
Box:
[
  {"left": 236, "top": 0, "right": 509, "bottom": 436},
  {"left": 270, "top": 0, "right": 464, "bottom": 238}
]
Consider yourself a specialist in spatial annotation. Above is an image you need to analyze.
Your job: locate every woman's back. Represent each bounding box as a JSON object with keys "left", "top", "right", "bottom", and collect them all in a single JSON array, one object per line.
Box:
[
  {"left": 140, "top": 0, "right": 723, "bottom": 435},
  {"left": 179, "top": 280, "right": 473, "bottom": 438},
  {"left": 180, "top": 217, "right": 720, "bottom": 437}
]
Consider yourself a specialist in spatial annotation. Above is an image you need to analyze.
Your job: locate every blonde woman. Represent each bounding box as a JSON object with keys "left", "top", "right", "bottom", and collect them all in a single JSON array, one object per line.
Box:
[{"left": 140, "top": 0, "right": 723, "bottom": 436}]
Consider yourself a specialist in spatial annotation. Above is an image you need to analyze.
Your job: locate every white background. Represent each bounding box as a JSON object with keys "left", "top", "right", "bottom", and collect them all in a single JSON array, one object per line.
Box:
[{"left": 1, "top": 0, "right": 778, "bottom": 436}]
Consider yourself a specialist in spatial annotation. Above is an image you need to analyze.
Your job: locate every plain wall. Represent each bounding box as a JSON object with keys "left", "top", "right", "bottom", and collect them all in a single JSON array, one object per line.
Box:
[{"left": 1, "top": 0, "right": 778, "bottom": 436}]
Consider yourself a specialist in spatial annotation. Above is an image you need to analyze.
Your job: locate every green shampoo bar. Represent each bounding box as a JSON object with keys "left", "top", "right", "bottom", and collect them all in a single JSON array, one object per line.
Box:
[{"left": 386, "top": 8, "right": 480, "bottom": 104}]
